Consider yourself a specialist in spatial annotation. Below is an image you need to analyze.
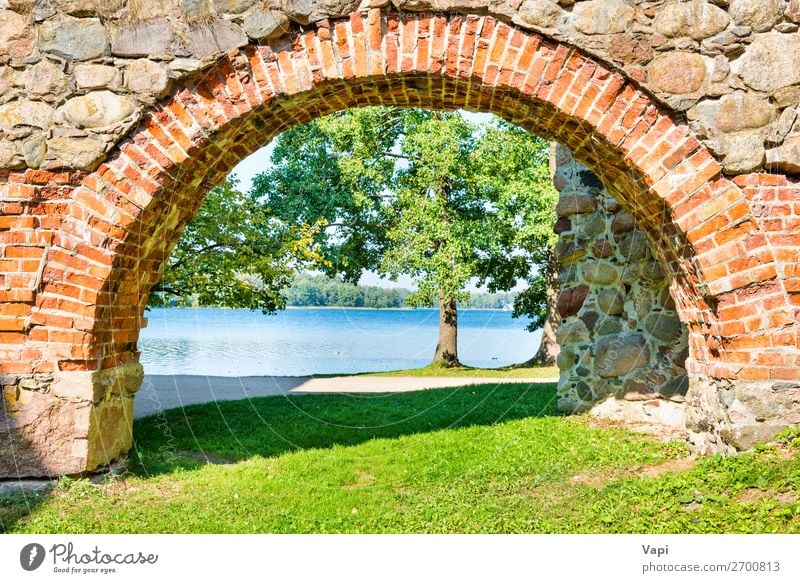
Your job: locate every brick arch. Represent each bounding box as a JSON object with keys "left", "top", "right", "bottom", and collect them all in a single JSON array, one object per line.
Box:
[{"left": 2, "top": 10, "right": 796, "bottom": 476}]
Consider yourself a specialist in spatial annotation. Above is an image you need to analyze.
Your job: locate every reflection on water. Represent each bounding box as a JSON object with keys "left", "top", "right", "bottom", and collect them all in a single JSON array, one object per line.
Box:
[{"left": 139, "top": 307, "right": 541, "bottom": 377}]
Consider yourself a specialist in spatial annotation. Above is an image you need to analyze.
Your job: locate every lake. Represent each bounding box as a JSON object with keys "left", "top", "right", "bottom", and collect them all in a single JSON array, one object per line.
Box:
[{"left": 139, "top": 307, "right": 541, "bottom": 377}]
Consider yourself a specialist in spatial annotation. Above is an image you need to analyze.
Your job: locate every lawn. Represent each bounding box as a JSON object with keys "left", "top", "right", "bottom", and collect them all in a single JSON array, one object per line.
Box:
[
  {"left": 1, "top": 383, "right": 798, "bottom": 534},
  {"left": 320, "top": 363, "right": 560, "bottom": 378}
]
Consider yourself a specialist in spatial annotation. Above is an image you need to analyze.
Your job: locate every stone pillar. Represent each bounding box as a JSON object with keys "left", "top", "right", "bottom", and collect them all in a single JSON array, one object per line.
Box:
[
  {"left": 0, "top": 363, "right": 142, "bottom": 477},
  {"left": 552, "top": 145, "right": 689, "bottom": 431}
]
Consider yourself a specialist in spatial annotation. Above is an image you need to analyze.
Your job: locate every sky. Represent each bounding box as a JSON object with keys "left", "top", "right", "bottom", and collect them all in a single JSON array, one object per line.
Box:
[{"left": 228, "top": 110, "right": 501, "bottom": 291}]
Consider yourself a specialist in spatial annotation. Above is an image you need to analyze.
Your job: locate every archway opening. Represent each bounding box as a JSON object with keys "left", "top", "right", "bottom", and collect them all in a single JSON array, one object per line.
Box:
[{"left": 6, "top": 11, "right": 788, "bottom": 480}]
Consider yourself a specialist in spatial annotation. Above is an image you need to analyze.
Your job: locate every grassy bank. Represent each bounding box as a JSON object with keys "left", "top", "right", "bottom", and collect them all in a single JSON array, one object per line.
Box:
[
  {"left": 319, "top": 363, "right": 560, "bottom": 379},
  {"left": 2, "top": 384, "right": 798, "bottom": 534}
]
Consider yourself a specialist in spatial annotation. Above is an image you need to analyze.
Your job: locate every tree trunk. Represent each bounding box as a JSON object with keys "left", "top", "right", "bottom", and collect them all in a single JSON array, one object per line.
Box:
[
  {"left": 433, "top": 294, "right": 460, "bottom": 366},
  {"left": 528, "top": 250, "right": 560, "bottom": 366}
]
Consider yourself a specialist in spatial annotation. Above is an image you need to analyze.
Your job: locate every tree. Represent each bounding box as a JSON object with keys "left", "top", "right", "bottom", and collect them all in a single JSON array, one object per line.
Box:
[
  {"left": 252, "top": 108, "right": 557, "bottom": 366},
  {"left": 150, "top": 178, "right": 324, "bottom": 312},
  {"left": 471, "top": 126, "right": 560, "bottom": 364}
]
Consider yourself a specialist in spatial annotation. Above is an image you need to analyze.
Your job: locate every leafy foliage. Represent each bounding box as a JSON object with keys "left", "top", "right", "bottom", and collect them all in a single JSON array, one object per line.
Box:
[
  {"left": 253, "top": 107, "right": 557, "bottom": 322},
  {"left": 153, "top": 108, "right": 558, "bottom": 336},
  {"left": 151, "top": 179, "right": 325, "bottom": 312}
]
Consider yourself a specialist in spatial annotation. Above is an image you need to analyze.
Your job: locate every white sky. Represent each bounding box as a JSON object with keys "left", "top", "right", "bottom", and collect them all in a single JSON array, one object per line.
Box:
[{"left": 228, "top": 111, "right": 502, "bottom": 291}]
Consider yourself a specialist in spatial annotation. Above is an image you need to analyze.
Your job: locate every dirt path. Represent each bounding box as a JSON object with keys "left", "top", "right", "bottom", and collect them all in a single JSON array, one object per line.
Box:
[{"left": 134, "top": 374, "right": 558, "bottom": 419}]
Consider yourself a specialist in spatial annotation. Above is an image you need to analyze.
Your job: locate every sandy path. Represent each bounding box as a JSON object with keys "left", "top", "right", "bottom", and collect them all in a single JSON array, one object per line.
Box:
[{"left": 134, "top": 374, "right": 558, "bottom": 418}]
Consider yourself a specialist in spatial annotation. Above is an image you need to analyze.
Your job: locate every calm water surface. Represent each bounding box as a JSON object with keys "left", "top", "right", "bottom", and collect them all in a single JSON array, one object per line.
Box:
[{"left": 139, "top": 307, "right": 540, "bottom": 376}]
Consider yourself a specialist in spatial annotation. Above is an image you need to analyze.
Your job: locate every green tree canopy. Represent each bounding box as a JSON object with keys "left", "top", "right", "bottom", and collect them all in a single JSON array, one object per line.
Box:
[
  {"left": 150, "top": 178, "right": 324, "bottom": 312},
  {"left": 252, "top": 108, "right": 557, "bottom": 364},
  {"left": 154, "top": 107, "right": 558, "bottom": 366}
]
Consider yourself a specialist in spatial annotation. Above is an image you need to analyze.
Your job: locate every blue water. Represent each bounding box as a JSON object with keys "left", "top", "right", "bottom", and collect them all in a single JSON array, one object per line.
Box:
[{"left": 139, "top": 307, "right": 540, "bottom": 376}]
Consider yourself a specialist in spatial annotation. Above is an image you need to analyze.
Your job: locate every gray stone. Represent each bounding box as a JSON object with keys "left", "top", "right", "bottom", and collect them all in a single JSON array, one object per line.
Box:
[
  {"left": 186, "top": 19, "right": 248, "bottom": 59},
  {"left": 575, "top": 381, "right": 592, "bottom": 401},
  {"left": 617, "top": 232, "right": 649, "bottom": 261},
  {"left": 769, "top": 107, "right": 797, "bottom": 143},
  {"left": 0, "top": 100, "right": 55, "bottom": 130},
  {"left": 554, "top": 239, "right": 586, "bottom": 264},
  {"left": 74, "top": 63, "right": 117, "bottom": 89},
  {"left": 735, "top": 33, "right": 800, "bottom": 92},
  {"left": 283, "top": 0, "right": 314, "bottom": 23},
  {"left": 22, "top": 135, "right": 46, "bottom": 168},
  {"left": 594, "top": 333, "right": 650, "bottom": 378},
  {"left": 111, "top": 19, "right": 174, "bottom": 57},
  {"left": 766, "top": 134, "right": 800, "bottom": 173},
  {"left": 632, "top": 291, "right": 652, "bottom": 318},
  {"left": 659, "top": 375, "right": 689, "bottom": 398},
  {"left": 22, "top": 60, "right": 67, "bottom": 96},
  {"left": 47, "top": 136, "right": 106, "bottom": 169},
  {"left": 60, "top": 91, "right": 135, "bottom": 129},
  {"left": 0, "top": 140, "right": 16, "bottom": 167},
  {"left": 648, "top": 53, "right": 708, "bottom": 95},
  {"left": 242, "top": 9, "right": 291, "bottom": 40},
  {"left": 40, "top": 16, "right": 109, "bottom": 61},
  {"left": 125, "top": 0, "right": 173, "bottom": 19},
  {"left": 0, "top": 9, "right": 33, "bottom": 59},
  {"left": 596, "top": 288, "right": 625, "bottom": 315},
  {"left": 573, "top": 213, "right": 605, "bottom": 237},
  {"left": 517, "top": 0, "right": 562, "bottom": 28},
  {"left": 556, "top": 319, "right": 590, "bottom": 344},
  {"left": 715, "top": 130, "right": 767, "bottom": 174},
  {"left": 556, "top": 346, "right": 575, "bottom": 370},
  {"left": 715, "top": 92, "right": 774, "bottom": 133},
  {"left": 52, "top": 0, "right": 125, "bottom": 15},
  {"left": 594, "top": 315, "right": 623, "bottom": 336},
  {"left": 215, "top": 0, "right": 258, "bottom": 12},
  {"left": 556, "top": 193, "right": 597, "bottom": 216},
  {"left": 285, "top": 0, "right": 360, "bottom": 24},
  {"left": 653, "top": 0, "right": 729, "bottom": 40},
  {"left": 642, "top": 260, "right": 665, "bottom": 282},
  {"left": 125, "top": 60, "right": 170, "bottom": 97},
  {"left": 573, "top": 0, "right": 634, "bottom": 35},
  {"left": 0, "top": 65, "right": 15, "bottom": 98},
  {"left": 729, "top": 0, "right": 784, "bottom": 32},
  {"left": 580, "top": 261, "right": 619, "bottom": 285},
  {"left": 645, "top": 312, "right": 683, "bottom": 343}
]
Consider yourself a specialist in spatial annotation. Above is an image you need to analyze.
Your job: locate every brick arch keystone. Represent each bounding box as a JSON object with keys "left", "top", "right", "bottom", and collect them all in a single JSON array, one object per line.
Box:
[{"left": 1, "top": 11, "right": 797, "bottom": 476}]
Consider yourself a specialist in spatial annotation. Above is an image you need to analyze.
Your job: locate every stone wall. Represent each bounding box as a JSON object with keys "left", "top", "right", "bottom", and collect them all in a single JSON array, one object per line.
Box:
[
  {"left": 3, "top": 1, "right": 800, "bottom": 175},
  {"left": 0, "top": 4, "right": 798, "bottom": 476},
  {"left": 553, "top": 144, "right": 689, "bottom": 429},
  {"left": 1, "top": 362, "right": 141, "bottom": 476}
]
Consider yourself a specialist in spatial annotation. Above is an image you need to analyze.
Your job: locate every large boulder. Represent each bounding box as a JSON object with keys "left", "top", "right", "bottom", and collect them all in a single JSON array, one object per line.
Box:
[
  {"left": 735, "top": 33, "right": 800, "bottom": 93},
  {"left": 594, "top": 333, "right": 651, "bottom": 378},
  {"left": 60, "top": 91, "right": 135, "bottom": 128},
  {"left": 0, "top": 9, "right": 33, "bottom": 59},
  {"left": 653, "top": 0, "right": 729, "bottom": 40},
  {"left": 40, "top": 16, "right": 109, "bottom": 61}
]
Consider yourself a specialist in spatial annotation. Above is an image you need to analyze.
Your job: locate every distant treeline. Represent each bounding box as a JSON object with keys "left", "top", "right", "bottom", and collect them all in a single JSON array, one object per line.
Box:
[
  {"left": 286, "top": 274, "right": 516, "bottom": 309},
  {"left": 286, "top": 274, "right": 411, "bottom": 308}
]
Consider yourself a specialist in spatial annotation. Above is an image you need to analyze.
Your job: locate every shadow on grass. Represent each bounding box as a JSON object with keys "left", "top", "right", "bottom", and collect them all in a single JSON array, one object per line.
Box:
[
  {"left": 130, "top": 382, "right": 559, "bottom": 477},
  {"left": 0, "top": 486, "right": 51, "bottom": 534}
]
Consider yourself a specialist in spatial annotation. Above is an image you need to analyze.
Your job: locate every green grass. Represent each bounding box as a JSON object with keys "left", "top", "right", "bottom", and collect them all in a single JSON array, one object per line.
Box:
[
  {"left": 2, "top": 383, "right": 798, "bottom": 534},
  {"left": 317, "top": 363, "right": 559, "bottom": 378}
]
